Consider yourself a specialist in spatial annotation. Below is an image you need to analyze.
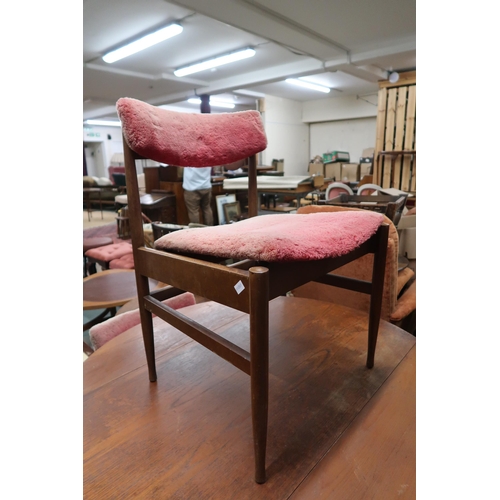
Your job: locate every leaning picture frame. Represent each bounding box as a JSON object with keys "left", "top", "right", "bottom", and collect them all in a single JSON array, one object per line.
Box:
[
  {"left": 223, "top": 201, "right": 241, "bottom": 223},
  {"left": 215, "top": 194, "right": 236, "bottom": 225}
]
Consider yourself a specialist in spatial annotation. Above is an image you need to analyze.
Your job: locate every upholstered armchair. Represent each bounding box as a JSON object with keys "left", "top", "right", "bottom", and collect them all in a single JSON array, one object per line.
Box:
[{"left": 291, "top": 204, "right": 416, "bottom": 332}]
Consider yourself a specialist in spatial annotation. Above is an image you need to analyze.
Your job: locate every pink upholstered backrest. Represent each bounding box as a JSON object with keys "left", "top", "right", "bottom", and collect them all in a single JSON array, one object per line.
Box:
[{"left": 116, "top": 98, "right": 267, "bottom": 167}]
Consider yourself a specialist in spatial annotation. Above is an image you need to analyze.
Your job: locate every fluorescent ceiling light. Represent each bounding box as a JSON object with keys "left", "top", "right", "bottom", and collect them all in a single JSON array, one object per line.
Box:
[
  {"left": 174, "top": 48, "right": 256, "bottom": 77},
  {"left": 187, "top": 98, "right": 235, "bottom": 109},
  {"left": 234, "top": 89, "right": 266, "bottom": 98},
  {"left": 285, "top": 78, "right": 331, "bottom": 93},
  {"left": 85, "top": 120, "right": 122, "bottom": 127},
  {"left": 103, "top": 24, "right": 183, "bottom": 63}
]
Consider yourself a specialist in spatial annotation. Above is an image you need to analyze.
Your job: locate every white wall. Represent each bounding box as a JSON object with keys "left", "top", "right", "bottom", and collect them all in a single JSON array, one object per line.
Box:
[
  {"left": 261, "top": 95, "right": 310, "bottom": 176},
  {"left": 309, "top": 117, "right": 377, "bottom": 164},
  {"left": 303, "top": 94, "right": 378, "bottom": 162},
  {"left": 83, "top": 125, "right": 124, "bottom": 178},
  {"left": 302, "top": 94, "right": 377, "bottom": 123}
]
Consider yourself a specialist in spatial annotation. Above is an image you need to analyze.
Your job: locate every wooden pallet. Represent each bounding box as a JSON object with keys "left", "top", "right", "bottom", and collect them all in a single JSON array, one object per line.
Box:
[{"left": 373, "top": 71, "right": 416, "bottom": 193}]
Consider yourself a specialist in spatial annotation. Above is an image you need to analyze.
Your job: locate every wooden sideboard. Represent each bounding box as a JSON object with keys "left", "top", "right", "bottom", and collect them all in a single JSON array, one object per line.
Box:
[{"left": 144, "top": 166, "right": 239, "bottom": 225}]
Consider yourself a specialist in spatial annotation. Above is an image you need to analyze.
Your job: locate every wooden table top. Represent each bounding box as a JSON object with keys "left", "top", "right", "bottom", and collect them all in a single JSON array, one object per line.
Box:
[
  {"left": 83, "top": 269, "right": 157, "bottom": 310},
  {"left": 84, "top": 296, "right": 416, "bottom": 498}
]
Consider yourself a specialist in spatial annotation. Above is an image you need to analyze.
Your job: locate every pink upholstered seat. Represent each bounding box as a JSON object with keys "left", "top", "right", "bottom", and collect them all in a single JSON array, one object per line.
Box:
[
  {"left": 109, "top": 252, "right": 135, "bottom": 269},
  {"left": 155, "top": 211, "right": 384, "bottom": 262},
  {"left": 85, "top": 242, "right": 133, "bottom": 263}
]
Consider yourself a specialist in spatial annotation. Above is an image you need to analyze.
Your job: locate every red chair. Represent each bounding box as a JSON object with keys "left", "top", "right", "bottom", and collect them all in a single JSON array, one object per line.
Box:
[{"left": 116, "top": 97, "right": 389, "bottom": 483}]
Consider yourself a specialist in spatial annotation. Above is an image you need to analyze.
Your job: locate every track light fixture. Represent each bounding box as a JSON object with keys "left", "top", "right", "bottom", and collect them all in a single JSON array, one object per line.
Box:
[
  {"left": 103, "top": 24, "right": 183, "bottom": 63},
  {"left": 174, "top": 48, "right": 256, "bottom": 77}
]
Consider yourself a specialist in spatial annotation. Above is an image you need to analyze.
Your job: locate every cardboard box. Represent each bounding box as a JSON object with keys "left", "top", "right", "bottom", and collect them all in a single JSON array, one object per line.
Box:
[
  {"left": 324, "top": 162, "right": 342, "bottom": 180},
  {"left": 322, "top": 151, "right": 350, "bottom": 163},
  {"left": 312, "top": 174, "right": 324, "bottom": 188},
  {"left": 341, "top": 163, "right": 360, "bottom": 182},
  {"left": 308, "top": 162, "right": 324, "bottom": 176},
  {"left": 359, "top": 163, "right": 372, "bottom": 178},
  {"left": 397, "top": 214, "right": 416, "bottom": 259},
  {"left": 362, "top": 147, "right": 375, "bottom": 158}
]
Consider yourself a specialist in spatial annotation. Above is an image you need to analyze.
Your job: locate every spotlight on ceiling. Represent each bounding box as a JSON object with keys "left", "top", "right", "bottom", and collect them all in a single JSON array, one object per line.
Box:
[
  {"left": 174, "top": 48, "right": 256, "bottom": 77},
  {"left": 389, "top": 71, "right": 400, "bottom": 83},
  {"left": 285, "top": 78, "right": 331, "bottom": 93},
  {"left": 103, "top": 24, "right": 183, "bottom": 63}
]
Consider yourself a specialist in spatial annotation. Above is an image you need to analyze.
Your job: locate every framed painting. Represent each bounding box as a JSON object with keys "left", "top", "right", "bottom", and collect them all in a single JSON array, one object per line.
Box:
[
  {"left": 223, "top": 201, "right": 241, "bottom": 223},
  {"left": 215, "top": 194, "right": 236, "bottom": 225}
]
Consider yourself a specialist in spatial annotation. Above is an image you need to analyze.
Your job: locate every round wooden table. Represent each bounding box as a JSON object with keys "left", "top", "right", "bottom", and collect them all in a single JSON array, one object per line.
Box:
[{"left": 83, "top": 269, "right": 157, "bottom": 330}]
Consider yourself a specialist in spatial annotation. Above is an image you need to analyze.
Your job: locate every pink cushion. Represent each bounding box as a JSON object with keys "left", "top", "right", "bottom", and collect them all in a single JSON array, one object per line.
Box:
[
  {"left": 109, "top": 252, "right": 135, "bottom": 269},
  {"left": 89, "top": 292, "right": 196, "bottom": 350},
  {"left": 155, "top": 212, "right": 384, "bottom": 262},
  {"left": 85, "top": 242, "right": 133, "bottom": 262},
  {"left": 116, "top": 98, "right": 267, "bottom": 167}
]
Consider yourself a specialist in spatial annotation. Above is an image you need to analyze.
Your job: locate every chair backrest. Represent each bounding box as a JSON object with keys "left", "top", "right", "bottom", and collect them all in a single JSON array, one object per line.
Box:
[
  {"left": 117, "top": 98, "right": 267, "bottom": 168},
  {"left": 116, "top": 98, "right": 267, "bottom": 247},
  {"left": 357, "top": 183, "right": 382, "bottom": 195},
  {"left": 325, "top": 182, "right": 354, "bottom": 200}
]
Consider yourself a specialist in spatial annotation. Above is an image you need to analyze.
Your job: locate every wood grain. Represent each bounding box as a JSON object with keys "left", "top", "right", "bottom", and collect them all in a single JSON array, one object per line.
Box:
[
  {"left": 84, "top": 297, "right": 415, "bottom": 499},
  {"left": 289, "top": 345, "right": 416, "bottom": 499}
]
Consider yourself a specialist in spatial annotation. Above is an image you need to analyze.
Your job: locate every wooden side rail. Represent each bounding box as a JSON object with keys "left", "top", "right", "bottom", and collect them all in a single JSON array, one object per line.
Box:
[{"left": 145, "top": 295, "right": 252, "bottom": 374}]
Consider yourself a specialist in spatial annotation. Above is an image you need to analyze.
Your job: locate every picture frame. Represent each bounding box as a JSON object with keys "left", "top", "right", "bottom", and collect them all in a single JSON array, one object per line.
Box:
[
  {"left": 215, "top": 194, "right": 236, "bottom": 225},
  {"left": 223, "top": 201, "right": 241, "bottom": 223}
]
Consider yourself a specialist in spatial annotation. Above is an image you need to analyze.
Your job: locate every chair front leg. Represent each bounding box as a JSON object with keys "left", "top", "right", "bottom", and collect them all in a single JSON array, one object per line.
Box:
[{"left": 249, "top": 266, "right": 270, "bottom": 483}]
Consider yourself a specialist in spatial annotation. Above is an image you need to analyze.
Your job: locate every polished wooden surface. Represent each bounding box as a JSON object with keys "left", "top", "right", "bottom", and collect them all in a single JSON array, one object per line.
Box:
[
  {"left": 290, "top": 345, "right": 416, "bottom": 499},
  {"left": 83, "top": 269, "right": 157, "bottom": 310},
  {"left": 84, "top": 297, "right": 415, "bottom": 499}
]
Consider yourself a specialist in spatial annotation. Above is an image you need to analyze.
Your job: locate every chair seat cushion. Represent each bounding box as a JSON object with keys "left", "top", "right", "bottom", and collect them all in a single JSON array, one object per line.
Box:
[
  {"left": 83, "top": 237, "right": 114, "bottom": 253},
  {"left": 109, "top": 252, "right": 135, "bottom": 269},
  {"left": 154, "top": 212, "right": 384, "bottom": 262},
  {"left": 85, "top": 242, "right": 133, "bottom": 262}
]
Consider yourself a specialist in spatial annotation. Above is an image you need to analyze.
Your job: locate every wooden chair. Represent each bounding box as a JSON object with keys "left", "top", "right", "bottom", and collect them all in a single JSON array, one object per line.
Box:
[
  {"left": 117, "top": 97, "right": 389, "bottom": 484},
  {"left": 325, "top": 181, "right": 354, "bottom": 200}
]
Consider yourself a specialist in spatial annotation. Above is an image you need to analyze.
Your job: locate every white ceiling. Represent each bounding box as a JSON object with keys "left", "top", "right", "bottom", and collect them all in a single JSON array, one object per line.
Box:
[{"left": 83, "top": 0, "right": 416, "bottom": 121}]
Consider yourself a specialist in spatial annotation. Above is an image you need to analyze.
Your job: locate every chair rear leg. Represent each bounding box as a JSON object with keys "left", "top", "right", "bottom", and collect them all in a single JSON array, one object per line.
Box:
[
  {"left": 366, "top": 224, "right": 389, "bottom": 368},
  {"left": 136, "top": 274, "right": 157, "bottom": 382},
  {"left": 249, "top": 266, "right": 269, "bottom": 483}
]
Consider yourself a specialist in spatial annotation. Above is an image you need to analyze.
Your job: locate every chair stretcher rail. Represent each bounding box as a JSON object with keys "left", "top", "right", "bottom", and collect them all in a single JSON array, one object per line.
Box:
[{"left": 144, "top": 295, "right": 251, "bottom": 375}]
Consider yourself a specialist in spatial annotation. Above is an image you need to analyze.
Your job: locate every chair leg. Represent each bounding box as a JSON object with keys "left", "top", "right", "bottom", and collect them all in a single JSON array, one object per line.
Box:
[
  {"left": 136, "top": 274, "right": 157, "bottom": 382},
  {"left": 366, "top": 224, "right": 389, "bottom": 368},
  {"left": 249, "top": 266, "right": 269, "bottom": 483}
]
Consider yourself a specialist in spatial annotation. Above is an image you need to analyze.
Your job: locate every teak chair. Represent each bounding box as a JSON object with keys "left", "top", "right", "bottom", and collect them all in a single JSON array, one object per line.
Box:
[{"left": 117, "top": 97, "right": 389, "bottom": 484}]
